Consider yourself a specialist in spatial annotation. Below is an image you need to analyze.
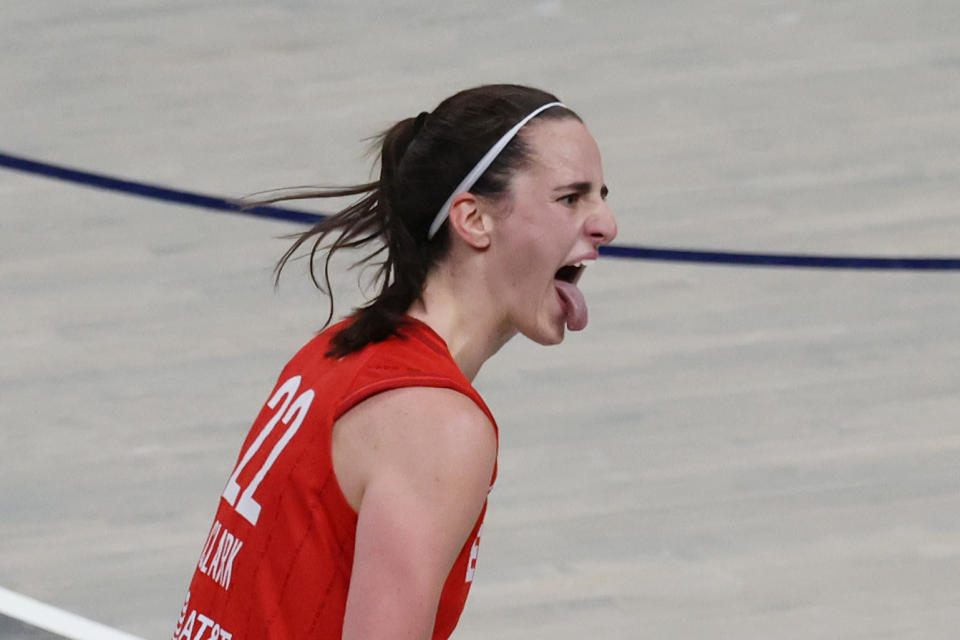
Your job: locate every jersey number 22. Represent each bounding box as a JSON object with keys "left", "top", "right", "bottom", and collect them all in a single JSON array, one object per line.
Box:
[{"left": 222, "top": 375, "right": 315, "bottom": 525}]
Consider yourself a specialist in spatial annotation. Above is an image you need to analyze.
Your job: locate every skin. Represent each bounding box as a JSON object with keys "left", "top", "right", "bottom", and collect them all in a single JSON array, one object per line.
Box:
[{"left": 334, "top": 117, "right": 617, "bottom": 639}]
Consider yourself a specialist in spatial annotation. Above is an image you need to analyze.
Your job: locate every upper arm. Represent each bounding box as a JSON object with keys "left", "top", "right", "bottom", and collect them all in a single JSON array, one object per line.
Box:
[{"left": 335, "top": 386, "right": 497, "bottom": 640}]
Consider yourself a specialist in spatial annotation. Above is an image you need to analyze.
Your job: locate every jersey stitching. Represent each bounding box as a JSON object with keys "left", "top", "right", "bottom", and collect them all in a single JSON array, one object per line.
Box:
[
  {"left": 304, "top": 472, "right": 351, "bottom": 636},
  {"left": 265, "top": 469, "right": 339, "bottom": 635}
]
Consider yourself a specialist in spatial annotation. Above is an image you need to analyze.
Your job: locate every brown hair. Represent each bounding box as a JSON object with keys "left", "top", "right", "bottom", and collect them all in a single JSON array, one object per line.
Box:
[{"left": 262, "top": 84, "right": 580, "bottom": 357}]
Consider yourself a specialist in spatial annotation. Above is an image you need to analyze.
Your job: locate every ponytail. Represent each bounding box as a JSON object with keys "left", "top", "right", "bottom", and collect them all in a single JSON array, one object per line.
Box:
[{"left": 264, "top": 114, "right": 435, "bottom": 357}]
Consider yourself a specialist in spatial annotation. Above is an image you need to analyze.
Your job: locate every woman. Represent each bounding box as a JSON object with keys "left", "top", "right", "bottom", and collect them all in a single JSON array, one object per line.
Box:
[{"left": 174, "top": 84, "right": 617, "bottom": 640}]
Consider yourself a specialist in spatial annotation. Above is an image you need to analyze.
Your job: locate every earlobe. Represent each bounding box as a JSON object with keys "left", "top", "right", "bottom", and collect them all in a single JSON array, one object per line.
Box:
[{"left": 447, "top": 193, "right": 491, "bottom": 249}]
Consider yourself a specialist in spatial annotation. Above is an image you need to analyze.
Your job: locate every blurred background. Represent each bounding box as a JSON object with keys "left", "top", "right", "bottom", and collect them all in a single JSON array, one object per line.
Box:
[{"left": 2, "top": 1, "right": 959, "bottom": 638}]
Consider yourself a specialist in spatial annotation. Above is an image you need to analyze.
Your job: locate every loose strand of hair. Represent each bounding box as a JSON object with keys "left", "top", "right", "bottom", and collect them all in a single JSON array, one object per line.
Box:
[{"left": 265, "top": 183, "right": 387, "bottom": 332}]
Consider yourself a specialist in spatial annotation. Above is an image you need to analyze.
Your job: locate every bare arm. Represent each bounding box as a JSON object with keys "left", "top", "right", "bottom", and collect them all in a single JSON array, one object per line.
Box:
[{"left": 333, "top": 386, "right": 497, "bottom": 640}]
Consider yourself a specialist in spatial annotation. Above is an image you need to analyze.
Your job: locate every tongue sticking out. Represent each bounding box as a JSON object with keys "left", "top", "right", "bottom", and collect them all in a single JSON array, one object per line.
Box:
[{"left": 554, "top": 279, "right": 588, "bottom": 331}]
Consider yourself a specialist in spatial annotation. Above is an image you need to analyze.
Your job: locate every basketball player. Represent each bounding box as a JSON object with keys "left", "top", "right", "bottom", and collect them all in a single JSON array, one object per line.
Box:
[{"left": 173, "top": 84, "right": 617, "bottom": 640}]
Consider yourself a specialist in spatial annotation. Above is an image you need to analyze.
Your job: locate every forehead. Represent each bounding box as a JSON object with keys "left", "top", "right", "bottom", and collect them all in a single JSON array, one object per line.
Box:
[{"left": 517, "top": 117, "right": 604, "bottom": 183}]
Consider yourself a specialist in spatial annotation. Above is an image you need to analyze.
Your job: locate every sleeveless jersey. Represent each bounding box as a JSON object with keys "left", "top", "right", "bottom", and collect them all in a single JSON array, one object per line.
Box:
[{"left": 174, "top": 317, "right": 498, "bottom": 639}]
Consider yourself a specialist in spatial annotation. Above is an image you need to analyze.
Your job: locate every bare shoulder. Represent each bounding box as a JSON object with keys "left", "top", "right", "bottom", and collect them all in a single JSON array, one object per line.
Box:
[
  {"left": 337, "top": 388, "right": 497, "bottom": 638},
  {"left": 333, "top": 386, "right": 497, "bottom": 511}
]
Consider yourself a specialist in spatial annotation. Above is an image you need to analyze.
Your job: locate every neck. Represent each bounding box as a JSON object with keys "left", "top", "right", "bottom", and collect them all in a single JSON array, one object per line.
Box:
[{"left": 406, "top": 260, "right": 515, "bottom": 381}]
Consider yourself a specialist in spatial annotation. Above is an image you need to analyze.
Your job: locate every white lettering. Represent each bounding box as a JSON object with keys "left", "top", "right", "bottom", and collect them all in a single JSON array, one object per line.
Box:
[
  {"left": 206, "top": 532, "right": 227, "bottom": 582},
  {"left": 213, "top": 532, "right": 236, "bottom": 584},
  {"left": 198, "top": 523, "right": 244, "bottom": 591},
  {"left": 198, "top": 521, "right": 222, "bottom": 574},
  {"left": 220, "top": 537, "right": 243, "bottom": 589},
  {"left": 465, "top": 525, "right": 483, "bottom": 583},
  {"left": 173, "top": 591, "right": 190, "bottom": 637},
  {"left": 177, "top": 610, "right": 196, "bottom": 640},
  {"left": 193, "top": 614, "right": 213, "bottom": 640},
  {"left": 171, "top": 595, "right": 231, "bottom": 640}
]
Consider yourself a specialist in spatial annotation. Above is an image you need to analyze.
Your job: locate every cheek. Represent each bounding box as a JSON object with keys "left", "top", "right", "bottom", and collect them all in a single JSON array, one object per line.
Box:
[
  {"left": 512, "top": 232, "right": 554, "bottom": 281},
  {"left": 494, "top": 204, "right": 564, "bottom": 290}
]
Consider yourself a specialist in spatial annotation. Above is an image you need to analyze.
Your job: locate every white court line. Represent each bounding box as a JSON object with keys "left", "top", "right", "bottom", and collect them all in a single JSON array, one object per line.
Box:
[{"left": 0, "top": 586, "right": 146, "bottom": 640}]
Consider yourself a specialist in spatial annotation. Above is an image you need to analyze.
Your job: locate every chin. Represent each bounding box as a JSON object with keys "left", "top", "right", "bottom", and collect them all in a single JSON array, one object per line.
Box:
[{"left": 522, "top": 319, "right": 566, "bottom": 346}]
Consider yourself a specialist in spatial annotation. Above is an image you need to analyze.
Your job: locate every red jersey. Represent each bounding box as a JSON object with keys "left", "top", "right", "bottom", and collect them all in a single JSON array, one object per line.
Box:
[{"left": 174, "top": 317, "right": 498, "bottom": 639}]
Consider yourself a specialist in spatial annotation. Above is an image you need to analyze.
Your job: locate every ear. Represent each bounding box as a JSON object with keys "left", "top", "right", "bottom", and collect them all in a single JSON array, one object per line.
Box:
[{"left": 447, "top": 192, "right": 491, "bottom": 249}]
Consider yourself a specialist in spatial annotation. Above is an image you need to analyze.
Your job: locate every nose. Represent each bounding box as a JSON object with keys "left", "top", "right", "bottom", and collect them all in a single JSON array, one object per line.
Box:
[{"left": 586, "top": 200, "right": 618, "bottom": 247}]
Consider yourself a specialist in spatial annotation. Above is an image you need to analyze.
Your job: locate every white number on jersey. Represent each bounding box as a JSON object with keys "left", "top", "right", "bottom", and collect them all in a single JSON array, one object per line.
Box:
[{"left": 222, "top": 375, "right": 315, "bottom": 525}]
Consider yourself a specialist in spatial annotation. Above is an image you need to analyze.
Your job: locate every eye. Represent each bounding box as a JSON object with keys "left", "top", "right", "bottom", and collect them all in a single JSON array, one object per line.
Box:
[{"left": 558, "top": 193, "right": 580, "bottom": 206}]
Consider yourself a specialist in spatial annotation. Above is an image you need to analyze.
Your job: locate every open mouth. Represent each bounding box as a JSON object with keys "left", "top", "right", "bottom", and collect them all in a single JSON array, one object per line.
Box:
[
  {"left": 554, "top": 260, "right": 591, "bottom": 285},
  {"left": 552, "top": 259, "right": 594, "bottom": 332}
]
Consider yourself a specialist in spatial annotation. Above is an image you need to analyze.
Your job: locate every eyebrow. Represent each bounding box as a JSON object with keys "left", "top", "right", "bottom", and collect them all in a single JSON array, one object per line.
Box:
[{"left": 554, "top": 181, "right": 610, "bottom": 198}]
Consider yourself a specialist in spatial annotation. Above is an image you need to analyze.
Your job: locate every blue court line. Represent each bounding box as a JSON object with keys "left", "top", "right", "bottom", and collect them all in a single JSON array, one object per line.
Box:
[
  {"left": 2, "top": 149, "right": 959, "bottom": 271},
  {"left": 0, "top": 150, "right": 319, "bottom": 225}
]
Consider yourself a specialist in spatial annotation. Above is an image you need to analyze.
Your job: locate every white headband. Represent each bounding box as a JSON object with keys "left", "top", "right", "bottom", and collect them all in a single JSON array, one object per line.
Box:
[{"left": 426, "top": 101, "right": 567, "bottom": 239}]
